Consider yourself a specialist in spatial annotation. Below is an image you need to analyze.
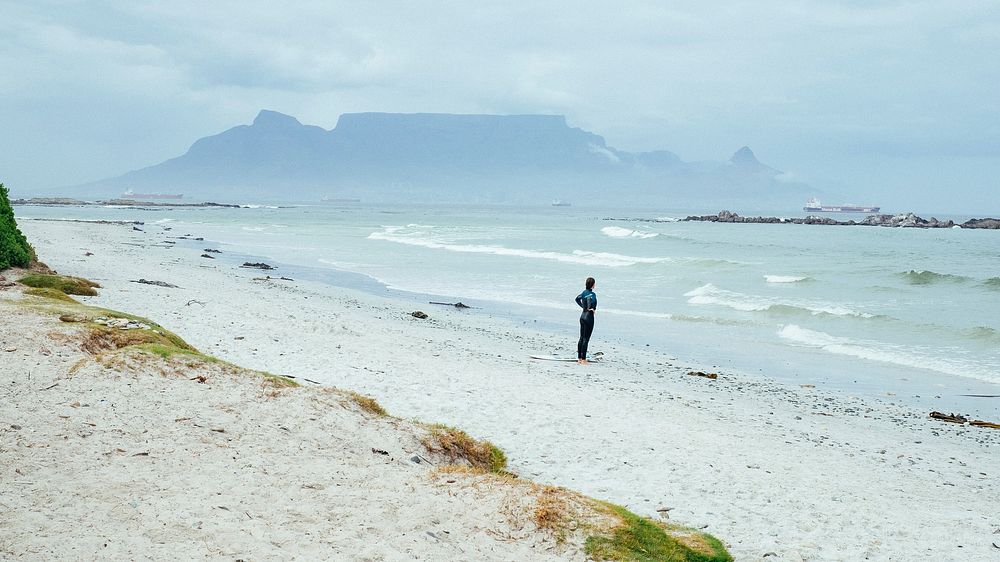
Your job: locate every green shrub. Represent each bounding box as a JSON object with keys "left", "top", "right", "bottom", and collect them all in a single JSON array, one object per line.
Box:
[{"left": 0, "top": 183, "right": 34, "bottom": 270}]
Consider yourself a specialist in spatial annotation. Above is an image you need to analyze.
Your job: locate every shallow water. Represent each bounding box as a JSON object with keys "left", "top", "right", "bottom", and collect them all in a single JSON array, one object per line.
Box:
[{"left": 17, "top": 202, "right": 1000, "bottom": 416}]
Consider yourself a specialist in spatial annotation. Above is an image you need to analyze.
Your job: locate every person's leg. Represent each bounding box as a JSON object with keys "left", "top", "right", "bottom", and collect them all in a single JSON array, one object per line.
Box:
[
  {"left": 578, "top": 318, "right": 586, "bottom": 359},
  {"left": 580, "top": 316, "right": 594, "bottom": 361}
]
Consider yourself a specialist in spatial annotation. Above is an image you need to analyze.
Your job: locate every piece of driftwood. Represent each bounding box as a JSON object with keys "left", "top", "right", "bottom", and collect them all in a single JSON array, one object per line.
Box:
[
  {"left": 929, "top": 411, "right": 967, "bottom": 424},
  {"left": 131, "top": 279, "right": 179, "bottom": 288},
  {"left": 969, "top": 420, "right": 1000, "bottom": 429},
  {"left": 429, "top": 301, "right": 473, "bottom": 309},
  {"left": 687, "top": 371, "right": 718, "bottom": 379}
]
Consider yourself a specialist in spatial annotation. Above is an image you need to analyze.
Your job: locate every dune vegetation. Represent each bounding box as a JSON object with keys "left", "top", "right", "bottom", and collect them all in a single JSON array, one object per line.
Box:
[{"left": 0, "top": 182, "right": 35, "bottom": 270}]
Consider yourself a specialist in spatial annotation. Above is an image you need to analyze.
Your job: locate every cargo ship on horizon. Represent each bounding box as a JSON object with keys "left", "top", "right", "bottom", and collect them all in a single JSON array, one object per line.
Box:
[{"left": 804, "top": 198, "right": 879, "bottom": 213}]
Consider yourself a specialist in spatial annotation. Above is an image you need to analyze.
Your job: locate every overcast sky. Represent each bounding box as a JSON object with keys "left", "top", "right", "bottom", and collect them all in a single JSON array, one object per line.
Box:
[{"left": 2, "top": 1, "right": 998, "bottom": 212}]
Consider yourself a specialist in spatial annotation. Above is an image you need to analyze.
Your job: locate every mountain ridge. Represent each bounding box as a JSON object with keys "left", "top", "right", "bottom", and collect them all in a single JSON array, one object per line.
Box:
[{"left": 69, "top": 110, "right": 810, "bottom": 207}]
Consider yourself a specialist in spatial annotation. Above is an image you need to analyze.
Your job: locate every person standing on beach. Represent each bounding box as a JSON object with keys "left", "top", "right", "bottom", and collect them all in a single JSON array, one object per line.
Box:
[{"left": 576, "top": 277, "right": 597, "bottom": 364}]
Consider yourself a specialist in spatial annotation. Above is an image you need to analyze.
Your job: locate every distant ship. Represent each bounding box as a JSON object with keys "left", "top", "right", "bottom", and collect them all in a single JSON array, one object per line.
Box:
[
  {"left": 804, "top": 198, "right": 879, "bottom": 213},
  {"left": 121, "top": 189, "right": 183, "bottom": 200},
  {"left": 551, "top": 199, "right": 571, "bottom": 207}
]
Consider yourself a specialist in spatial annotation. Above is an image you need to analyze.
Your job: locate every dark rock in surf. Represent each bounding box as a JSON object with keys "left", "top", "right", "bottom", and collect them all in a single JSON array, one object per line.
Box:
[{"left": 241, "top": 262, "right": 275, "bottom": 270}]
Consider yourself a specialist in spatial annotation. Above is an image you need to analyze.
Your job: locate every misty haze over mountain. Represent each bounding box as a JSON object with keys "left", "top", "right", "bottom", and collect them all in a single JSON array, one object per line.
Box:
[
  {"left": 4, "top": 3, "right": 998, "bottom": 214},
  {"left": 67, "top": 110, "right": 811, "bottom": 210}
]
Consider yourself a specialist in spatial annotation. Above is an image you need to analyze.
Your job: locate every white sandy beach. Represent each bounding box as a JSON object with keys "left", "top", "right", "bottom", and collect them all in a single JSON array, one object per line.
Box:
[{"left": 9, "top": 218, "right": 1000, "bottom": 561}]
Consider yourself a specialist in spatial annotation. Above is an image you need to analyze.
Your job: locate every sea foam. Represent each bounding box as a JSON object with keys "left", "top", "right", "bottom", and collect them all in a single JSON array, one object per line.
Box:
[
  {"left": 685, "top": 284, "right": 873, "bottom": 318},
  {"left": 601, "top": 226, "right": 658, "bottom": 239},
  {"left": 369, "top": 227, "right": 670, "bottom": 267},
  {"left": 765, "top": 275, "right": 810, "bottom": 283},
  {"left": 778, "top": 325, "right": 996, "bottom": 383}
]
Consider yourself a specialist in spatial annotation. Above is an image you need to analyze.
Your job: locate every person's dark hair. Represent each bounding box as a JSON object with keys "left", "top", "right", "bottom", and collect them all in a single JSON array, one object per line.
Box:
[{"left": 585, "top": 277, "right": 596, "bottom": 290}]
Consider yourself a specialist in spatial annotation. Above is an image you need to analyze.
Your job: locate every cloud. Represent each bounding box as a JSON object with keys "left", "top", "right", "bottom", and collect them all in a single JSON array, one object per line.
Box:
[{"left": 0, "top": 0, "right": 997, "bottom": 211}]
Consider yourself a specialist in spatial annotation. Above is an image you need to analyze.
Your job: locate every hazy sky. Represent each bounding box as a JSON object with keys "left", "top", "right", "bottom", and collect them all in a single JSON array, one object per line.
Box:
[{"left": 2, "top": 1, "right": 998, "bottom": 212}]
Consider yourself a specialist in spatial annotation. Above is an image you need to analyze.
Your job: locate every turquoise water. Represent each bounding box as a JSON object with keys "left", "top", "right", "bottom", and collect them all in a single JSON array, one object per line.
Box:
[{"left": 18, "top": 203, "right": 1000, "bottom": 415}]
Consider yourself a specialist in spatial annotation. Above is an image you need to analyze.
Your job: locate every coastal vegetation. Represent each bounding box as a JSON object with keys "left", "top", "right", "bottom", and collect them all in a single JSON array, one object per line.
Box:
[
  {"left": 585, "top": 503, "right": 732, "bottom": 562},
  {"left": 347, "top": 391, "right": 388, "bottom": 416},
  {"left": 19, "top": 273, "right": 101, "bottom": 295},
  {"left": 0, "top": 182, "right": 35, "bottom": 269},
  {"left": 421, "top": 423, "right": 509, "bottom": 474},
  {"left": 23, "top": 286, "right": 80, "bottom": 303}
]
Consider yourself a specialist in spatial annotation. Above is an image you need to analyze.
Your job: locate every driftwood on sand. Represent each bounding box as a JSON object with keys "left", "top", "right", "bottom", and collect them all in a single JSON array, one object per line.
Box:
[
  {"left": 131, "top": 279, "right": 179, "bottom": 288},
  {"left": 429, "top": 301, "right": 473, "bottom": 309},
  {"left": 929, "top": 411, "right": 1000, "bottom": 429}
]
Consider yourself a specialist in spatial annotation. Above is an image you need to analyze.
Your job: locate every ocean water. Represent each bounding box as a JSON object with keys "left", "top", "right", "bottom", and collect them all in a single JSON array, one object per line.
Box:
[{"left": 18, "top": 203, "right": 1000, "bottom": 416}]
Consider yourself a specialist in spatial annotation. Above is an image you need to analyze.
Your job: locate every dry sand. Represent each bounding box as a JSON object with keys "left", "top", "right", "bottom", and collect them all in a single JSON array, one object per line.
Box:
[
  {"left": 0, "top": 284, "right": 663, "bottom": 561},
  {"left": 7, "top": 218, "right": 1000, "bottom": 561}
]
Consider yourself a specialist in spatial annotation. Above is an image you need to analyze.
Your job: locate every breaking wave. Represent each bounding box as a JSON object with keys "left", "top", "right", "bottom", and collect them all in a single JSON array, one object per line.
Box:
[
  {"left": 601, "top": 226, "right": 659, "bottom": 239},
  {"left": 764, "top": 275, "right": 810, "bottom": 283},
  {"left": 778, "top": 325, "right": 996, "bottom": 383},
  {"left": 965, "top": 326, "right": 1000, "bottom": 344},
  {"left": 685, "top": 284, "right": 874, "bottom": 318},
  {"left": 899, "top": 270, "right": 972, "bottom": 285},
  {"left": 368, "top": 227, "right": 671, "bottom": 267},
  {"left": 983, "top": 277, "right": 1000, "bottom": 290}
]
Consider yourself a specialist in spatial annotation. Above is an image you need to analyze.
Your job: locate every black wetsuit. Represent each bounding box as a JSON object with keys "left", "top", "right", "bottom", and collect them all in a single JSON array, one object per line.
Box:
[{"left": 575, "top": 289, "right": 597, "bottom": 360}]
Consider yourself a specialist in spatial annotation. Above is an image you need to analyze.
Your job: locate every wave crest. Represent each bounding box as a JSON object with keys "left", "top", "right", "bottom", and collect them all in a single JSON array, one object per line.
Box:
[
  {"left": 684, "top": 283, "right": 874, "bottom": 318},
  {"left": 369, "top": 227, "right": 670, "bottom": 267},
  {"left": 899, "top": 270, "right": 971, "bottom": 285},
  {"left": 778, "top": 325, "right": 997, "bottom": 383},
  {"left": 764, "top": 275, "right": 810, "bottom": 283},
  {"left": 601, "top": 226, "right": 658, "bottom": 239}
]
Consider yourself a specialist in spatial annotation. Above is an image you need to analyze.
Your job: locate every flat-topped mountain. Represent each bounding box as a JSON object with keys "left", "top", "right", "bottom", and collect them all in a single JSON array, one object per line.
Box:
[{"left": 73, "top": 110, "right": 809, "bottom": 207}]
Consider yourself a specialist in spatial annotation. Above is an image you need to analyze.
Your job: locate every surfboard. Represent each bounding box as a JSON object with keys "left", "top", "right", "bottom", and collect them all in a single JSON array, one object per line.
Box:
[{"left": 529, "top": 352, "right": 604, "bottom": 362}]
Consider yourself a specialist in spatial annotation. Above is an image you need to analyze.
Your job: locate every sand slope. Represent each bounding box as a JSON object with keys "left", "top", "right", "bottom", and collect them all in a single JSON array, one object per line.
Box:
[
  {"left": 0, "top": 305, "right": 566, "bottom": 560},
  {"left": 0, "top": 283, "right": 732, "bottom": 561}
]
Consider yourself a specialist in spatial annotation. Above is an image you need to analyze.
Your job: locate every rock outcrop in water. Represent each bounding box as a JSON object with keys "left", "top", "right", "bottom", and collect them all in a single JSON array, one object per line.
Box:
[{"left": 675, "top": 211, "right": 1000, "bottom": 229}]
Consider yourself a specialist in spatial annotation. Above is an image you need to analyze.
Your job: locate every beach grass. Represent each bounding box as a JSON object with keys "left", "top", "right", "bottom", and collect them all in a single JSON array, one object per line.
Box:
[
  {"left": 422, "top": 424, "right": 508, "bottom": 473},
  {"left": 12, "top": 293, "right": 300, "bottom": 388},
  {"left": 586, "top": 503, "right": 732, "bottom": 562},
  {"left": 24, "top": 286, "right": 81, "bottom": 303},
  {"left": 431, "top": 466, "right": 732, "bottom": 560},
  {"left": 347, "top": 391, "right": 388, "bottom": 416},
  {"left": 19, "top": 273, "right": 100, "bottom": 296},
  {"left": 82, "top": 324, "right": 186, "bottom": 354}
]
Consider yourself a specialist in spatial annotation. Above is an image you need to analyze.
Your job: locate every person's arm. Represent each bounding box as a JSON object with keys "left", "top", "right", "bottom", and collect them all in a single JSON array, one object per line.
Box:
[
  {"left": 576, "top": 293, "right": 585, "bottom": 309},
  {"left": 591, "top": 294, "right": 597, "bottom": 312}
]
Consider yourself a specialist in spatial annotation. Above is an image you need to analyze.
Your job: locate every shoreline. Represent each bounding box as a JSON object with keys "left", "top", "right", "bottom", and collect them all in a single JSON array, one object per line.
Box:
[
  {"left": 15, "top": 218, "right": 1000, "bottom": 561},
  {"left": 161, "top": 229, "right": 1000, "bottom": 418}
]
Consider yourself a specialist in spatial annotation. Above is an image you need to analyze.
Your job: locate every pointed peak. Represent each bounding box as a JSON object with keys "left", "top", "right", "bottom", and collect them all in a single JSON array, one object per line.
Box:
[
  {"left": 252, "top": 110, "right": 301, "bottom": 128},
  {"left": 730, "top": 146, "right": 758, "bottom": 164}
]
